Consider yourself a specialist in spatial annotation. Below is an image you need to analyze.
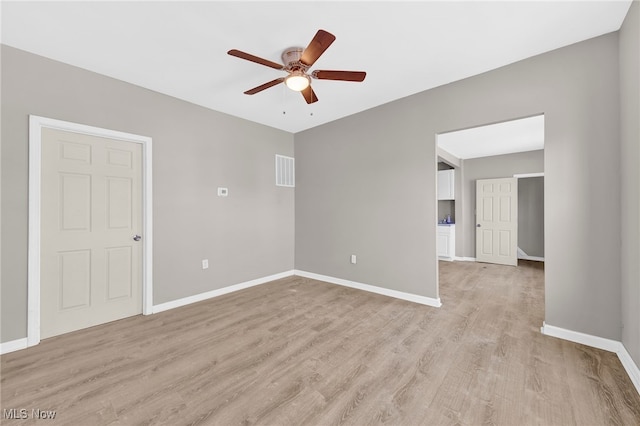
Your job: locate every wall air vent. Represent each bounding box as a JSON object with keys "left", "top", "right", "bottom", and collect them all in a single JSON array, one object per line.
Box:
[{"left": 275, "top": 154, "right": 295, "bottom": 187}]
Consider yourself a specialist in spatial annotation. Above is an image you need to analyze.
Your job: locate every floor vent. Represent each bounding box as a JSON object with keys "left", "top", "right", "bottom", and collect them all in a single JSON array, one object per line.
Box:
[{"left": 275, "top": 154, "right": 295, "bottom": 187}]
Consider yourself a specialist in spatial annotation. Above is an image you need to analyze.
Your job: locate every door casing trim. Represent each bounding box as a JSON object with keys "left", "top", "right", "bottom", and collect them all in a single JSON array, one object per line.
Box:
[{"left": 28, "top": 115, "right": 153, "bottom": 347}]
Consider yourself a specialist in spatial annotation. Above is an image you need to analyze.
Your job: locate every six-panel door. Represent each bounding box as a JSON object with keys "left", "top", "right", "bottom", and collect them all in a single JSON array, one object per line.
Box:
[
  {"left": 40, "top": 128, "right": 143, "bottom": 339},
  {"left": 475, "top": 178, "right": 518, "bottom": 266}
]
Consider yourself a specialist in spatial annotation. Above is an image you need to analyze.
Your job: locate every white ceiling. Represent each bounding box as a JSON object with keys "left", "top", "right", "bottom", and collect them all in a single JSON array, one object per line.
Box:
[
  {"left": 1, "top": 1, "right": 632, "bottom": 134},
  {"left": 437, "top": 114, "right": 544, "bottom": 159}
]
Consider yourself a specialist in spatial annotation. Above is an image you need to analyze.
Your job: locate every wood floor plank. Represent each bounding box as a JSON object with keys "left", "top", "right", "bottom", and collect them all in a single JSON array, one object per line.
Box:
[{"left": 2, "top": 261, "right": 639, "bottom": 425}]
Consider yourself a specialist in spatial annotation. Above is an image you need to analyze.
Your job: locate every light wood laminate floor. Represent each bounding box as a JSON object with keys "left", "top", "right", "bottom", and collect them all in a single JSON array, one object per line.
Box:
[{"left": 2, "top": 261, "right": 639, "bottom": 425}]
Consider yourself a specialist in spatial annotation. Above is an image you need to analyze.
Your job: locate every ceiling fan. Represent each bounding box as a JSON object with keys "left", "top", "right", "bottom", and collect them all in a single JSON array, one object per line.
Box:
[{"left": 228, "top": 29, "right": 366, "bottom": 104}]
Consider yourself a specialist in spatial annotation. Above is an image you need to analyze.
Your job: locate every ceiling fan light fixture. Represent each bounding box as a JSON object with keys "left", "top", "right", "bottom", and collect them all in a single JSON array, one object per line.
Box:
[
  {"left": 285, "top": 71, "right": 310, "bottom": 92},
  {"left": 228, "top": 29, "right": 364, "bottom": 104}
]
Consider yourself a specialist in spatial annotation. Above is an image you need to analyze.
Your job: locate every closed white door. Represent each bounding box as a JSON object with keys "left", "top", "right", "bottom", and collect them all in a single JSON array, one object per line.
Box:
[
  {"left": 476, "top": 178, "right": 518, "bottom": 266},
  {"left": 40, "top": 128, "right": 142, "bottom": 339}
]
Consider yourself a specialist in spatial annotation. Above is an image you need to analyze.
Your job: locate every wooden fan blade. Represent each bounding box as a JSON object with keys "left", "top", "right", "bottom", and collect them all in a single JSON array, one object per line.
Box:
[
  {"left": 301, "top": 86, "right": 318, "bottom": 104},
  {"left": 228, "top": 49, "right": 284, "bottom": 70},
  {"left": 300, "top": 30, "right": 336, "bottom": 67},
  {"left": 244, "top": 78, "right": 285, "bottom": 95},
  {"left": 312, "top": 70, "right": 366, "bottom": 82}
]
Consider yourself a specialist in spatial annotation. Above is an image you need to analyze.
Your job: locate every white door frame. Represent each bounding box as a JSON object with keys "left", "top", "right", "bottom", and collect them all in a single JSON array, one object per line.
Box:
[
  {"left": 28, "top": 115, "right": 153, "bottom": 347},
  {"left": 514, "top": 172, "right": 544, "bottom": 179}
]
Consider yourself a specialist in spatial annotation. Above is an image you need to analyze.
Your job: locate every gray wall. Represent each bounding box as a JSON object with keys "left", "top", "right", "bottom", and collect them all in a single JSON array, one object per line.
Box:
[
  {"left": 518, "top": 176, "right": 544, "bottom": 258},
  {"left": 1, "top": 46, "right": 295, "bottom": 343},
  {"left": 295, "top": 33, "right": 622, "bottom": 340},
  {"left": 620, "top": 1, "right": 640, "bottom": 366},
  {"left": 295, "top": 109, "right": 436, "bottom": 296},
  {"left": 461, "top": 150, "right": 544, "bottom": 258}
]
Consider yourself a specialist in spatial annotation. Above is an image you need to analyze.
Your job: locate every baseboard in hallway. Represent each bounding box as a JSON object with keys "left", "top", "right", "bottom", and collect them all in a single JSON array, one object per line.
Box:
[{"left": 541, "top": 321, "right": 640, "bottom": 396}]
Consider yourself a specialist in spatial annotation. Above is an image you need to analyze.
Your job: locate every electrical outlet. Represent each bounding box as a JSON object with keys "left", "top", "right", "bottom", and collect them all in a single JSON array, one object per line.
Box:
[
  {"left": 202, "top": 259, "right": 209, "bottom": 269},
  {"left": 350, "top": 254, "right": 357, "bottom": 264},
  {"left": 217, "top": 187, "right": 228, "bottom": 197}
]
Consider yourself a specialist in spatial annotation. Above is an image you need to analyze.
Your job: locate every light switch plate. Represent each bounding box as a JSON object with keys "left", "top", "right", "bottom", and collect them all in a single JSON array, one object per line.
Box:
[{"left": 217, "top": 187, "right": 228, "bottom": 197}]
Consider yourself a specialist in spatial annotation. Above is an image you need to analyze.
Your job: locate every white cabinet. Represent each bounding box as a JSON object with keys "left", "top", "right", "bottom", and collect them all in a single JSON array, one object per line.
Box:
[
  {"left": 437, "top": 224, "right": 455, "bottom": 261},
  {"left": 437, "top": 169, "right": 455, "bottom": 200}
]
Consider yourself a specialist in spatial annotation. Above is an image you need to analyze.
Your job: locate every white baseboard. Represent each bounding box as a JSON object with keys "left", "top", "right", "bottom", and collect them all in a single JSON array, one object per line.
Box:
[
  {"left": 152, "top": 270, "right": 295, "bottom": 314},
  {"left": 541, "top": 322, "right": 621, "bottom": 352},
  {"left": 0, "top": 338, "right": 28, "bottom": 355},
  {"left": 617, "top": 345, "right": 640, "bottom": 396},
  {"left": 541, "top": 322, "right": 640, "bottom": 396},
  {"left": 517, "top": 247, "right": 544, "bottom": 262},
  {"left": 294, "top": 270, "right": 442, "bottom": 308},
  {"left": 518, "top": 255, "right": 545, "bottom": 262},
  {"left": 450, "top": 255, "right": 543, "bottom": 263}
]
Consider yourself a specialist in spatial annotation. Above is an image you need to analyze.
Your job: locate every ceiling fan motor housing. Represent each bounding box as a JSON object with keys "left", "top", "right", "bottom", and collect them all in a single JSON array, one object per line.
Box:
[{"left": 282, "top": 47, "right": 307, "bottom": 71}]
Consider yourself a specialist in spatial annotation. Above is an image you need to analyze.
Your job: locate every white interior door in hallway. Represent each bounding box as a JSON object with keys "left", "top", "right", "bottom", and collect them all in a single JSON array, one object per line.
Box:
[
  {"left": 476, "top": 177, "right": 518, "bottom": 266},
  {"left": 40, "top": 128, "right": 143, "bottom": 339}
]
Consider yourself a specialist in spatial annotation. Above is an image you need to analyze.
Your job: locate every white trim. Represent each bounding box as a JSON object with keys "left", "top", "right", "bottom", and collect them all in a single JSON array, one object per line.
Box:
[
  {"left": 294, "top": 270, "right": 442, "bottom": 308},
  {"left": 28, "top": 115, "right": 153, "bottom": 348},
  {"left": 28, "top": 117, "right": 42, "bottom": 347},
  {"left": 0, "top": 338, "right": 28, "bottom": 355},
  {"left": 152, "top": 270, "right": 295, "bottom": 314},
  {"left": 514, "top": 172, "right": 544, "bottom": 178},
  {"left": 519, "top": 255, "right": 545, "bottom": 262},
  {"left": 454, "top": 256, "right": 476, "bottom": 262},
  {"left": 540, "top": 322, "right": 621, "bottom": 352},
  {"left": 617, "top": 345, "right": 640, "bottom": 396},
  {"left": 142, "top": 138, "right": 153, "bottom": 315},
  {"left": 517, "top": 247, "right": 544, "bottom": 262},
  {"left": 541, "top": 322, "right": 640, "bottom": 396},
  {"left": 437, "top": 146, "right": 461, "bottom": 168}
]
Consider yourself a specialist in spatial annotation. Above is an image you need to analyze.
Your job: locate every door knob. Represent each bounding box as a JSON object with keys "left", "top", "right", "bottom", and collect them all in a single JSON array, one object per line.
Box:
[
  {"left": 476, "top": 224, "right": 481, "bottom": 228},
  {"left": 133, "top": 235, "right": 142, "bottom": 241}
]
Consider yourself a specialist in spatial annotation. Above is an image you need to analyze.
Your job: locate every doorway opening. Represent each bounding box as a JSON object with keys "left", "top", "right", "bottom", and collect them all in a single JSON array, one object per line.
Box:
[{"left": 435, "top": 114, "right": 545, "bottom": 304}]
